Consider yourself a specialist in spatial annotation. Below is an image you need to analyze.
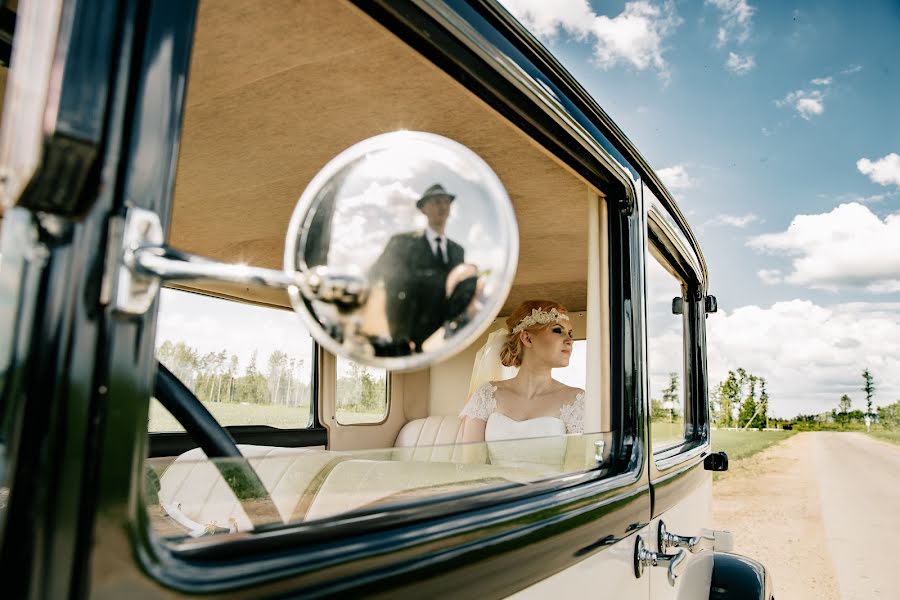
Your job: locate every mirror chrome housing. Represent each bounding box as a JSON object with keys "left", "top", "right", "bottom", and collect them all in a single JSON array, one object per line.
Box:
[{"left": 285, "top": 131, "right": 518, "bottom": 371}]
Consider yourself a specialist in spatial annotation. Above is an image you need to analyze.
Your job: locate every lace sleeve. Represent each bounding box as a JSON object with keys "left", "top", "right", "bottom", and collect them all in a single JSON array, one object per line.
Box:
[
  {"left": 559, "top": 391, "right": 585, "bottom": 434},
  {"left": 459, "top": 383, "right": 497, "bottom": 421}
]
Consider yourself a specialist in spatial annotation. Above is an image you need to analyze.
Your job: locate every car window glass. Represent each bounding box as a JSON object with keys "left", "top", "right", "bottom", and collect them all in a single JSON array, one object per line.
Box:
[
  {"left": 335, "top": 357, "right": 389, "bottom": 424},
  {"left": 145, "top": 430, "right": 613, "bottom": 545},
  {"left": 646, "top": 246, "right": 687, "bottom": 451},
  {"left": 140, "top": 0, "right": 634, "bottom": 558},
  {"left": 554, "top": 339, "right": 587, "bottom": 389},
  {"left": 150, "top": 288, "right": 315, "bottom": 432}
]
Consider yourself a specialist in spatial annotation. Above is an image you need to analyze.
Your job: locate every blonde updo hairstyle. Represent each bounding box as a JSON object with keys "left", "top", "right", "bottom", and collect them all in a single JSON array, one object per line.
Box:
[{"left": 500, "top": 300, "right": 569, "bottom": 368}]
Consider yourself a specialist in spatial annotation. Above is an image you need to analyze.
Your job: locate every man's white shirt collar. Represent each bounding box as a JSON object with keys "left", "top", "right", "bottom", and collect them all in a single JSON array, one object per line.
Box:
[{"left": 425, "top": 227, "right": 446, "bottom": 258}]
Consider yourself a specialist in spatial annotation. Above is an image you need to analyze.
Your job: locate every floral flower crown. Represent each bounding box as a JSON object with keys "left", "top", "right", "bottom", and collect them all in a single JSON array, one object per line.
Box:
[{"left": 511, "top": 307, "right": 570, "bottom": 334}]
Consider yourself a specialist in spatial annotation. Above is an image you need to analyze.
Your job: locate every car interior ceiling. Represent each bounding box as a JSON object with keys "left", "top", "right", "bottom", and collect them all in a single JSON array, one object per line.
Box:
[{"left": 156, "top": 1, "right": 614, "bottom": 452}]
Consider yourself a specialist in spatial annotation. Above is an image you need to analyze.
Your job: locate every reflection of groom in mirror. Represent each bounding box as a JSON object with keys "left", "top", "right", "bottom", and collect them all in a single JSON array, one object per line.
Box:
[{"left": 369, "top": 184, "right": 465, "bottom": 353}]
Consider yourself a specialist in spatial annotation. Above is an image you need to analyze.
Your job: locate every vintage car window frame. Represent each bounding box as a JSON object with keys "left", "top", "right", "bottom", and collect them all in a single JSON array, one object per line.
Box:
[
  {"left": 645, "top": 241, "right": 691, "bottom": 451},
  {"left": 142, "top": 183, "right": 645, "bottom": 572},
  {"left": 645, "top": 205, "right": 709, "bottom": 465},
  {"left": 151, "top": 288, "right": 322, "bottom": 428},
  {"left": 138, "top": 165, "right": 646, "bottom": 591},
  {"left": 121, "top": 0, "right": 655, "bottom": 594},
  {"left": 333, "top": 355, "right": 392, "bottom": 427},
  {"left": 147, "top": 315, "right": 326, "bottom": 458}
]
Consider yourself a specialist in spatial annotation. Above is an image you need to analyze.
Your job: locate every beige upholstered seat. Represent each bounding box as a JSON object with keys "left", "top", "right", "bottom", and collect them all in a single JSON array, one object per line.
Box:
[
  {"left": 156, "top": 417, "right": 582, "bottom": 536},
  {"left": 391, "top": 415, "right": 465, "bottom": 461},
  {"left": 156, "top": 445, "right": 344, "bottom": 531},
  {"left": 156, "top": 418, "right": 465, "bottom": 533}
]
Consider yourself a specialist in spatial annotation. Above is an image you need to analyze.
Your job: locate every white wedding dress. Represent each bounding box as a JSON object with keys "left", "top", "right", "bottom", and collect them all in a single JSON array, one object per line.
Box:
[{"left": 459, "top": 382, "right": 585, "bottom": 473}]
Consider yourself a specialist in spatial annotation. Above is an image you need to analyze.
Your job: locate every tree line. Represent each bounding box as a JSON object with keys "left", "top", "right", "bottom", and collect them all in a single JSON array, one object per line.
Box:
[
  {"left": 157, "top": 340, "right": 310, "bottom": 406},
  {"left": 711, "top": 368, "right": 769, "bottom": 429},
  {"left": 335, "top": 360, "right": 388, "bottom": 412},
  {"left": 792, "top": 368, "right": 900, "bottom": 430}
]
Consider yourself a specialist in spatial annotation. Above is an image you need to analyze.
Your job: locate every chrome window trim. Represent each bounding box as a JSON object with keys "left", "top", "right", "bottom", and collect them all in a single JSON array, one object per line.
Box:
[
  {"left": 653, "top": 439, "right": 709, "bottom": 472},
  {"left": 647, "top": 204, "right": 703, "bottom": 286},
  {"left": 645, "top": 205, "right": 704, "bottom": 466}
]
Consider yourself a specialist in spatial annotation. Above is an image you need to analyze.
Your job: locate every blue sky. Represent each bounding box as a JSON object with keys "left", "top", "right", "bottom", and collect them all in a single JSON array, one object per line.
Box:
[{"left": 499, "top": 0, "right": 900, "bottom": 415}]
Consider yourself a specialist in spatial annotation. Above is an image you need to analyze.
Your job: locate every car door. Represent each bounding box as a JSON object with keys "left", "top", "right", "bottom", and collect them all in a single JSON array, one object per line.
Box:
[{"left": 642, "top": 182, "right": 716, "bottom": 599}]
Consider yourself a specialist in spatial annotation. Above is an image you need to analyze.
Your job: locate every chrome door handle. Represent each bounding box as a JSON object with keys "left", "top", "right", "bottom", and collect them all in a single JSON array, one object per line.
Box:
[
  {"left": 658, "top": 521, "right": 733, "bottom": 554},
  {"left": 634, "top": 534, "right": 687, "bottom": 586}
]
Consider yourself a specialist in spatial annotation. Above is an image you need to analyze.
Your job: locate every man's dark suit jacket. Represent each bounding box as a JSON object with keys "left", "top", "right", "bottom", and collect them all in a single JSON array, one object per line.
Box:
[{"left": 369, "top": 231, "right": 464, "bottom": 352}]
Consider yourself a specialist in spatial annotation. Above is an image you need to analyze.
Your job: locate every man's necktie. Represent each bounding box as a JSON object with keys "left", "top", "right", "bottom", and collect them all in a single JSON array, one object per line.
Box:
[{"left": 434, "top": 236, "right": 445, "bottom": 264}]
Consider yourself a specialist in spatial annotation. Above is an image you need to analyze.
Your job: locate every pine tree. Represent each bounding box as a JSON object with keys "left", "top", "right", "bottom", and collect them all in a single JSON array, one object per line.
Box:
[
  {"left": 862, "top": 368, "right": 875, "bottom": 417},
  {"left": 758, "top": 378, "right": 769, "bottom": 429},
  {"left": 662, "top": 372, "right": 680, "bottom": 421}
]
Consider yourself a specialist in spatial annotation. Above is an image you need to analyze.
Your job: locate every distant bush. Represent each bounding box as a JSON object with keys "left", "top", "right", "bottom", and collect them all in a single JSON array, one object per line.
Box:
[{"left": 877, "top": 400, "right": 900, "bottom": 430}]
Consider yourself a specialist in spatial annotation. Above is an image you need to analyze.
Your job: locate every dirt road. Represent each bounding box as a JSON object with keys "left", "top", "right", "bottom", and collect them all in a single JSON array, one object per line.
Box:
[{"left": 713, "top": 432, "right": 900, "bottom": 599}]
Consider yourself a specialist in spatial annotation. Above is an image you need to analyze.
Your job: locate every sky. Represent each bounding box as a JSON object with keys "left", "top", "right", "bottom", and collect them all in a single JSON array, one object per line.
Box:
[{"left": 497, "top": 0, "right": 900, "bottom": 416}]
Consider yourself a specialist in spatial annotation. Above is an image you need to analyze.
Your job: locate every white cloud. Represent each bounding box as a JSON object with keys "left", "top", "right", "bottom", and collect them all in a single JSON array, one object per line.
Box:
[
  {"left": 857, "top": 153, "right": 900, "bottom": 187},
  {"left": 725, "top": 52, "right": 755, "bottom": 74},
  {"left": 840, "top": 64, "right": 863, "bottom": 75},
  {"left": 776, "top": 88, "right": 825, "bottom": 119},
  {"left": 705, "top": 213, "right": 760, "bottom": 228},
  {"left": 498, "top": 0, "right": 595, "bottom": 39},
  {"left": 819, "top": 191, "right": 895, "bottom": 205},
  {"left": 757, "top": 269, "right": 782, "bottom": 285},
  {"left": 748, "top": 202, "right": 900, "bottom": 292},
  {"left": 500, "top": 0, "right": 682, "bottom": 79},
  {"left": 849, "top": 193, "right": 889, "bottom": 204},
  {"left": 707, "top": 300, "right": 900, "bottom": 416},
  {"left": 328, "top": 181, "right": 424, "bottom": 271},
  {"left": 706, "top": 0, "right": 755, "bottom": 46},
  {"left": 716, "top": 28, "right": 727, "bottom": 46},
  {"left": 810, "top": 76, "right": 833, "bottom": 86},
  {"left": 658, "top": 164, "right": 695, "bottom": 190}
]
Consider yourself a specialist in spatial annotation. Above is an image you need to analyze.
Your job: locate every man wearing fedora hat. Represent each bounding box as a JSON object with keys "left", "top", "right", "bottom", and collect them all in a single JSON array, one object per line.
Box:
[{"left": 369, "top": 183, "right": 465, "bottom": 354}]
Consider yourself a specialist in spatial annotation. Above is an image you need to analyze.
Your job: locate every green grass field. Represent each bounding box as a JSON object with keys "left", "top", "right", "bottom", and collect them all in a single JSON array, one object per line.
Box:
[
  {"left": 148, "top": 399, "right": 799, "bottom": 462},
  {"left": 711, "top": 429, "right": 796, "bottom": 461},
  {"left": 148, "top": 399, "right": 386, "bottom": 432},
  {"left": 869, "top": 430, "right": 900, "bottom": 445},
  {"left": 149, "top": 399, "right": 314, "bottom": 432}
]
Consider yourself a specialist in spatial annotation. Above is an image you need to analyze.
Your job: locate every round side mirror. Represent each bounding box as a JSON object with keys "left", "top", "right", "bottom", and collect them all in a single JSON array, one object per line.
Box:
[{"left": 285, "top": 131, "right": 518, "bottom": 371}]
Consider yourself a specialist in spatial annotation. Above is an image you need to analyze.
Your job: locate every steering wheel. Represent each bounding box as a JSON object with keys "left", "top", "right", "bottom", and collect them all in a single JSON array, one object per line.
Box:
[{"left": 154, "top": 361, "right": 282, "bottom": 530}]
